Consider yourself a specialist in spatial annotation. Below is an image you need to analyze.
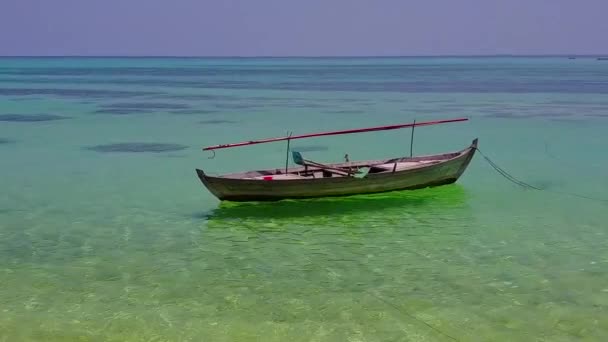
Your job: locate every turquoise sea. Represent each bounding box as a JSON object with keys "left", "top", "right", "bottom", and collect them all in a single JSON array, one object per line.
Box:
[{"left": 1, "top": 56, "right": 608, "bottom": 341}]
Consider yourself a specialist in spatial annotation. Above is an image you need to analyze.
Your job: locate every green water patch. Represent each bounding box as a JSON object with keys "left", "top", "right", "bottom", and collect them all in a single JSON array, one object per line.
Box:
[
  {"left": 198, "top": 119, "right": 238, "bottom": 125},
  {"left": 84, "top": 143, "right": 189, "bottom": 153},
  {"left": 323, "top": 109, "right": 367, "bottom": 114},
  {"left": 202, "top": 185, "right": 469, "bottom": 222},
  {"left": 2, "top": 151, "right": 608, "bottom": 341},
  {"left": 484, "top": 110, "right": 574, "bottom": 120},
  {"left": 547, "top": 117, "right": 592, "bottom": 124}
]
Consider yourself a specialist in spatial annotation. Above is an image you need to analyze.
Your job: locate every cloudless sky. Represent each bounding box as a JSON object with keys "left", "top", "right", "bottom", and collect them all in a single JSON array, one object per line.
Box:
[{"left": 1, "top": 0, "right": 607, "bottom": 56}]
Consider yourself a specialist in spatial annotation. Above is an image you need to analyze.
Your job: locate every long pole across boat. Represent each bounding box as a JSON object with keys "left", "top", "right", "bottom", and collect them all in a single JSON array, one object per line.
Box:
[{"left": 202, "top": 117, "right": 468, "bottom": 151}]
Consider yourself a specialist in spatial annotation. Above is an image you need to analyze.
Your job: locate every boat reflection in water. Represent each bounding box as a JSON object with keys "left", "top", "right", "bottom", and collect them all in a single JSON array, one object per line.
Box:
[{"left": 202, "top": 184, "right": 472, "bottom": 231}]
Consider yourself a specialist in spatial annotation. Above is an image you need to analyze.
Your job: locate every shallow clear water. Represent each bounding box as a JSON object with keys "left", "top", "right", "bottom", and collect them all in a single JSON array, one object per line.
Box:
[{"left": 1, "top": 56, "right": 608, "bottom": 341}]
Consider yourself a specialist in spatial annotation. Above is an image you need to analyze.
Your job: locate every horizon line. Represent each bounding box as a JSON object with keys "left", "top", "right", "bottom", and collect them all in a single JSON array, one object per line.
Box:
[{"left": 0, "top": 53, "right": 607, "bottom": 59}]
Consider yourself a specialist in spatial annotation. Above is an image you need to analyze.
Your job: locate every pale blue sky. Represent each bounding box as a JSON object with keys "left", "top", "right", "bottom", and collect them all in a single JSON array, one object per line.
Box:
[{"left": 1, "top": 0, "right": 607, "bottom": 56}]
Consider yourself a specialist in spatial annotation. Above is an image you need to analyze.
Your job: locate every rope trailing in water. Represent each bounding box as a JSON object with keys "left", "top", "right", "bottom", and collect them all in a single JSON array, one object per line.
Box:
[
  {"left": 474, "top": 148, "right": 541, "bottom": 190},
  {"left": 474, "top": 147, "right": 608, "bottom": 203}
]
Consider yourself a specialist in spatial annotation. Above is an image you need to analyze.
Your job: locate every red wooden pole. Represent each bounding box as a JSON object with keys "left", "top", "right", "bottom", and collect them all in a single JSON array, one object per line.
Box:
[{"left": 202, "top": 117, "right": 468, "bottom": 151}]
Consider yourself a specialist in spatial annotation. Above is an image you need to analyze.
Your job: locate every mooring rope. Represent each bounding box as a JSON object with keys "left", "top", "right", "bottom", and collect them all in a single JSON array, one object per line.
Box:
[{"left": 474, "top": 147, "right": 608, "bottom": 203}]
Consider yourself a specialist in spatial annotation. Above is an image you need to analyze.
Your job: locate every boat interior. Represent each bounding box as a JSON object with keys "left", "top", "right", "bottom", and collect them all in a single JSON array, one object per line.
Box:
[{"left": 218, "top": 150, "right": 463, "bottom": 181}]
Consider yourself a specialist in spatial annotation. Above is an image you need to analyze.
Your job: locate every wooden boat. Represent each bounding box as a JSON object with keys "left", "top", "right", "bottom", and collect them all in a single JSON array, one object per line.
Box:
[{"left": 196, "top": 118, "right": 477, "bottom": 202}]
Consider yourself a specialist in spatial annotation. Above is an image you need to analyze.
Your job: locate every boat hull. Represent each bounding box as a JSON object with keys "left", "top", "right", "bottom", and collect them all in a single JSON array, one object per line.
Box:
[{"left": 197, "top": 139, "right": 477, "bottom": 202}]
